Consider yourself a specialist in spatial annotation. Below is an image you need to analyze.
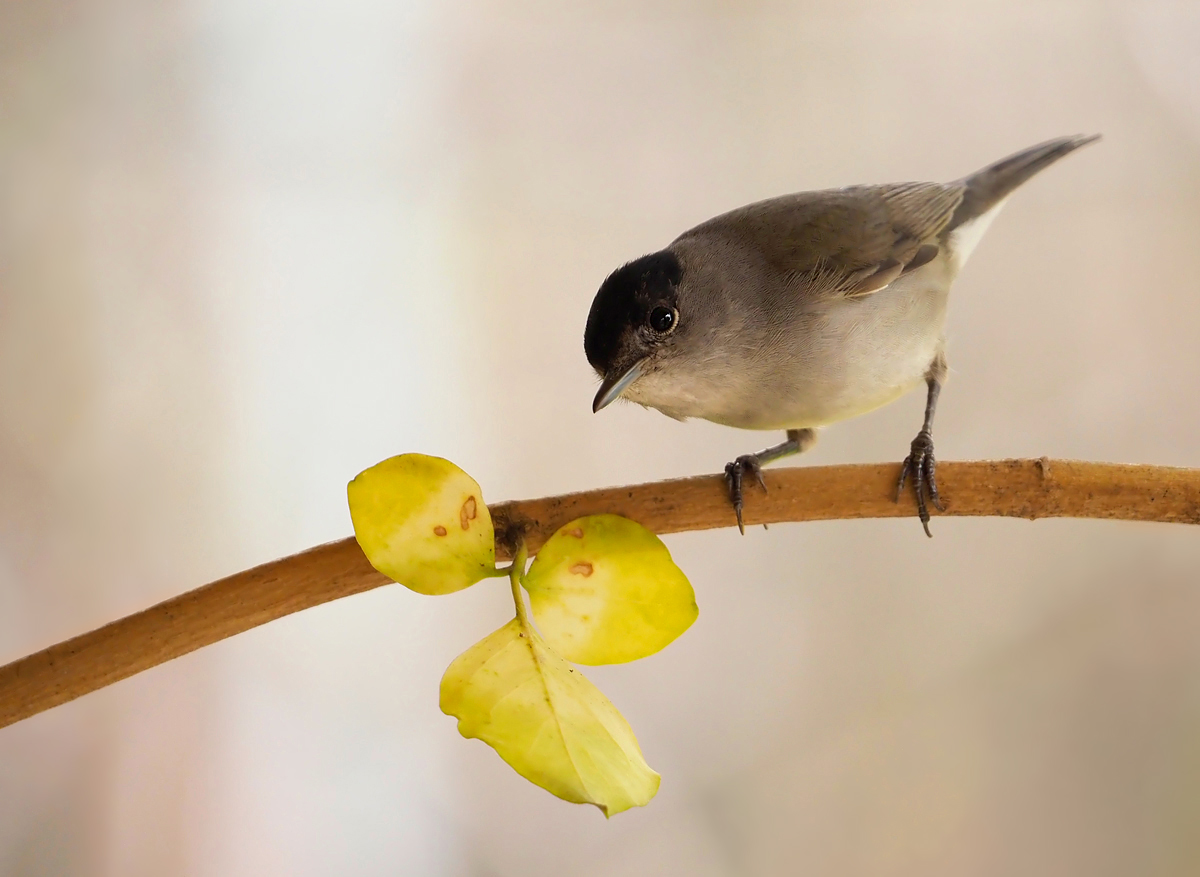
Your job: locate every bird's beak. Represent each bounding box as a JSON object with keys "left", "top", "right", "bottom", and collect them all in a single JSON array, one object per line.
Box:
[{"left": 592, "top": 361, "right": 644, "bottom": 413}]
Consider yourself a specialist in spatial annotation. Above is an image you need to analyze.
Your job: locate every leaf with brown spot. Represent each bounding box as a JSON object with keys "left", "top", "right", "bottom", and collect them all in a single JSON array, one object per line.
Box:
[
  {"left": 522, "top": 515, "right": 697, "bottom": 665},
  {"left": 348, "top": 454, "right": 495, "bottom": 595}
]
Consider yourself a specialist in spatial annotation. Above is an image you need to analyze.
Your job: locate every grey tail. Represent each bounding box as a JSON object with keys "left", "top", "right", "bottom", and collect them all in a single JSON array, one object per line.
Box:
[{"left": 949, "top": 134, "right": 1100, "bottom": 230}]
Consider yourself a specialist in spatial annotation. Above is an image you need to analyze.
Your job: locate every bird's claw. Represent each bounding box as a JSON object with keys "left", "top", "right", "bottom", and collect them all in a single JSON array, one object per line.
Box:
[
  {"left": 725, "top": 454, "right": 768, "bottom": 535},
  {"left": 896, "top": 429, "right": 944, "bottom": 537}
]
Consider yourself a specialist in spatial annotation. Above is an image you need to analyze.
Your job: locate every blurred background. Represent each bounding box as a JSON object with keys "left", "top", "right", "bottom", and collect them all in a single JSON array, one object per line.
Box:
[{"left": 2, "top": 0, "right": 1199, "bottom": 873}]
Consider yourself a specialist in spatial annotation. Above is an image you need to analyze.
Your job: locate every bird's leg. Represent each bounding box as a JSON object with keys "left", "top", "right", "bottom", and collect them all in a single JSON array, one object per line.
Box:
[
  {"left": 725, "top": 428, "right": 816, "bottom": 534},
  {"left": 896, "top": 354, "right": 948, "bottom": 537}
]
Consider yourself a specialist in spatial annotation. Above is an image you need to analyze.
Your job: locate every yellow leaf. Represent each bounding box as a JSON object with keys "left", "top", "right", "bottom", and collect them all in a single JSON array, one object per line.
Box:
[
  {"left": 347, "top": 454, "right": 494, "bottom": 595},
  {"left": 523, "top": 515, "right": 697, "bottom": 665},
  {"left": 439, "top": 617, "right": 661, "bottom": 816}
]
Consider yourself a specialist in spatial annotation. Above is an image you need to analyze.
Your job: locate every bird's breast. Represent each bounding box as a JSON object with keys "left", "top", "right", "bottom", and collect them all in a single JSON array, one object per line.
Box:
[{"left": 630, "top": 265, "right": 953, "bottom": 430}]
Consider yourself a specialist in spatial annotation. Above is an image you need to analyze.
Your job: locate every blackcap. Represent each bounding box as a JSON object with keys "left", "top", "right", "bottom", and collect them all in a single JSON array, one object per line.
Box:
[{"left": 585, "top": 135, "right": 1100, "bottom": 535}]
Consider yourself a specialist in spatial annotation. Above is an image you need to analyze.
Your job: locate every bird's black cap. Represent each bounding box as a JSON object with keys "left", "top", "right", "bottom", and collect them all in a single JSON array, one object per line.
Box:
[{"left": 584, "top": 250, "right": 682, "bottom": 374}]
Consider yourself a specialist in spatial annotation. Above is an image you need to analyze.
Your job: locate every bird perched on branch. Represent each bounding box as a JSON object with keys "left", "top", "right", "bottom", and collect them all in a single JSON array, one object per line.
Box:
[{"left": 584, "top": 134, "right": 1100, "bottom": 535}]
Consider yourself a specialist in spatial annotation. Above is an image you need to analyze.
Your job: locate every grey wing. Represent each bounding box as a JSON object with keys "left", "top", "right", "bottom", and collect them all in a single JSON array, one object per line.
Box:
[{"left": 677, "top": 182, "right": 965, "bottom": 299}]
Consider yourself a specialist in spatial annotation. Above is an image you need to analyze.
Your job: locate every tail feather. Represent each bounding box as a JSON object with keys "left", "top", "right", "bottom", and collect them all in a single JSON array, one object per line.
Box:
[{"left": 949, "top": 134, "right": 1100, "bottom": 231}]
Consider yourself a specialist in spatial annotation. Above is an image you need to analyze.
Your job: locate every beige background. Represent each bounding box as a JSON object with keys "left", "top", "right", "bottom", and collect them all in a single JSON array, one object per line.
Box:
[{"left": 2, "top": 0, "right": 1199, "bottom": 874}]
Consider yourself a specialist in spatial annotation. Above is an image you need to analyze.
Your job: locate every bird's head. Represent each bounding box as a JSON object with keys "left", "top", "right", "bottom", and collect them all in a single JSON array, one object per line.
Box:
[{"left": 583, "top": 250, "right": 685, "bottom": 413}]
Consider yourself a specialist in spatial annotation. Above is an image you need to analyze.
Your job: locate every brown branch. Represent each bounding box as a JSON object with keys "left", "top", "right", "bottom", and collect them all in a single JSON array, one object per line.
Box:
[{"left": 2, "top": 459, "right": 1198, "bottom": 730}]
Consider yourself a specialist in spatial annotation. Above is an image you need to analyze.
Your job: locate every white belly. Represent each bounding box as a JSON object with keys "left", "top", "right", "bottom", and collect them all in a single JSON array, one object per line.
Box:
[
  {"left": 740, "top": 289, "right": 947, "bottom": 430},
  {"left": 628, "top": 262, "right": 952, "bottom": 431}
]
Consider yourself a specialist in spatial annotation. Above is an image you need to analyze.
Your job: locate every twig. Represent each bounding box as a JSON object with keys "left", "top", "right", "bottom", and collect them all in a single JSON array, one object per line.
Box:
[{"left": 1, "top": 459, "right": 1197, "bottom": 730}]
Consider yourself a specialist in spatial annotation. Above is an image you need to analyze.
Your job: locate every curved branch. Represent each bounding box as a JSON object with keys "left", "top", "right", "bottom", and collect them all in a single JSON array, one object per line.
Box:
[{"left": 2, "top": 459, "right": 1197, "bottom": 730}]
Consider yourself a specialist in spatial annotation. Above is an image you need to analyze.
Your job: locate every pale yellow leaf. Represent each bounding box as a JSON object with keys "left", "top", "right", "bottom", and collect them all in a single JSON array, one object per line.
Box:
[{"left": 439, "top": 617, "right": 660, "bottom": 816}]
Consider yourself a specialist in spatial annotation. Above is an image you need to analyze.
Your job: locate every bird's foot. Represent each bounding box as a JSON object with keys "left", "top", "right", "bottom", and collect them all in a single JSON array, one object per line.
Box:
[
  {"left": 896, "top": 429, "right": 944, "bottom": 537},
  {"left": 725, "top": 454, "right": 768, "bottom": 535}
]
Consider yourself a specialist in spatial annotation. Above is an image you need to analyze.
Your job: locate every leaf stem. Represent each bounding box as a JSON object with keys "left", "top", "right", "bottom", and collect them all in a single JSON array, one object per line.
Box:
[{"left": 508, "top": 540, "right": 530, "bottom": 625}]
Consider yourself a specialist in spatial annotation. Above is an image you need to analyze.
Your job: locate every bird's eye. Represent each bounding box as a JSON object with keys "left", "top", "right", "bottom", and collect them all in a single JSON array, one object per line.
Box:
[{"left": 648, "top": 306, "right": 676, "bottom": 334}]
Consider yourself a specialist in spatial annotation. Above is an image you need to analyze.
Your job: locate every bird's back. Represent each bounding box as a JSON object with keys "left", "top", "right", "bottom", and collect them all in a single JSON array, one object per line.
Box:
[{"left": 673, "top": 134, "right": 1099, "bottom": 294}]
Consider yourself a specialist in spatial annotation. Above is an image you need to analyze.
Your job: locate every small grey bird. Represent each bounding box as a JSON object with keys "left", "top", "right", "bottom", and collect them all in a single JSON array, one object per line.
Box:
[{"left": 584, "top": 135, "right": 1099, "bottom": 536}]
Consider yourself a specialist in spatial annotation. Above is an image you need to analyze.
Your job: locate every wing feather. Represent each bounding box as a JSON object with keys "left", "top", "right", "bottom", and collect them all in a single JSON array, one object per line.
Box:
[{"left": 675, "top": 182, "right": 964, "bottom": 299}]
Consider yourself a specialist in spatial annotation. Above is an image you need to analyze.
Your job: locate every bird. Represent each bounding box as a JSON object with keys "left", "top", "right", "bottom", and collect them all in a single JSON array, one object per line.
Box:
[{"left": 584, "top": 134, "right": 1100, "bottom": 536}]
